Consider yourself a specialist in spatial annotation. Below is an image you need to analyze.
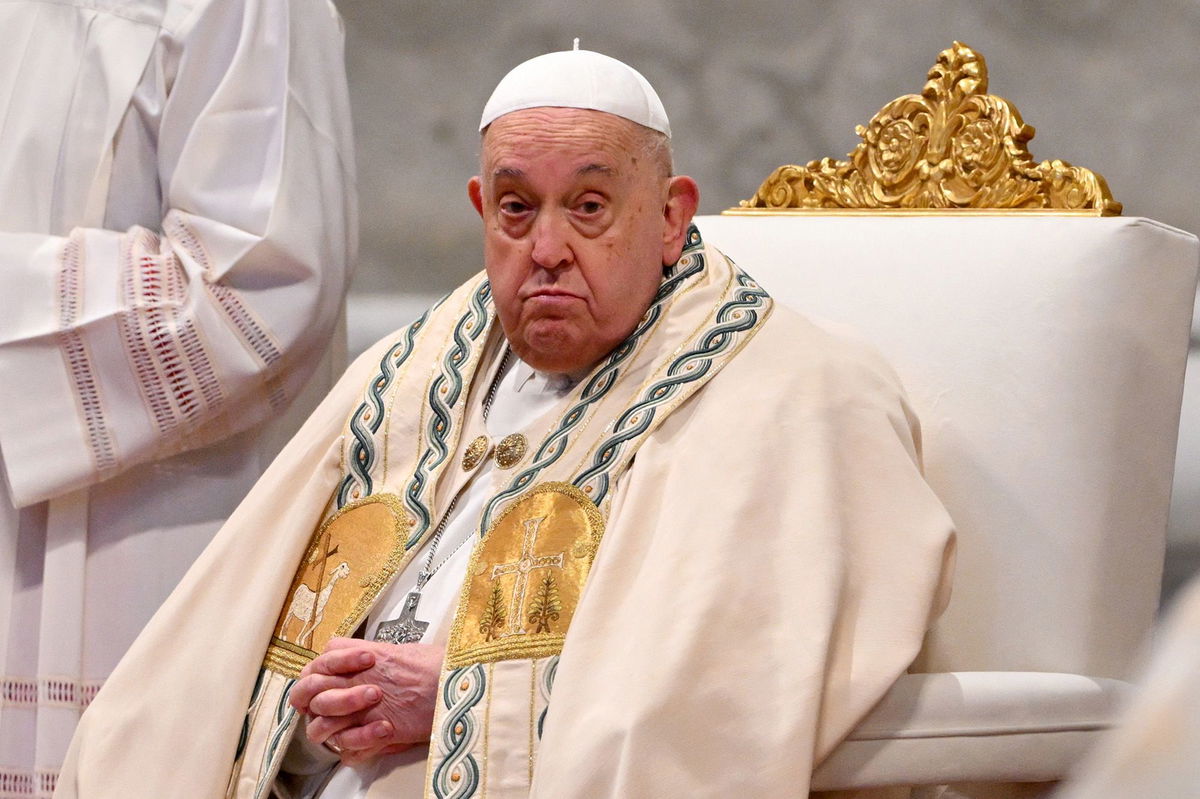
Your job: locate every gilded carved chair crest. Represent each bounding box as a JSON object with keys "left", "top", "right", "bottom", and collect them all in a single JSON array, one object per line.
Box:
[{"left": 731, "top": 42, "right": 1121, "bottom": 215}]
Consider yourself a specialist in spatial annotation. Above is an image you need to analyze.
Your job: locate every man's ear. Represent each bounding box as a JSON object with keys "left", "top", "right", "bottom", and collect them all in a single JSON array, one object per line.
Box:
[
  {"left": 468, "top": 176, "right": 484, "bottom": 218},
  {"left": 661, "top": 176, "right": 700, "bottom": 266}
]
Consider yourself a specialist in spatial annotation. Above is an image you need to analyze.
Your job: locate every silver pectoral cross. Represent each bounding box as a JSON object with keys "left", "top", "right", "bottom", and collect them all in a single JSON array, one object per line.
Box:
[{"left": 374, "top": 590, "right": 429, "bottom": 644}]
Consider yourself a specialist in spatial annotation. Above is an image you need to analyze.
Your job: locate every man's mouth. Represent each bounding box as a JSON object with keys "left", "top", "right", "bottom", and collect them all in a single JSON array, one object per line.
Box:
[{"left": 524, "top": 288, "right": 581, "bottom": 301}]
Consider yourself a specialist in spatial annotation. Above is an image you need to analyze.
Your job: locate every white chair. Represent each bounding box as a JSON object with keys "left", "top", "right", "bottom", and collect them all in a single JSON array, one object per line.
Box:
[{"left": 695, "top": 42, "right": 1200, "bottom": 797}]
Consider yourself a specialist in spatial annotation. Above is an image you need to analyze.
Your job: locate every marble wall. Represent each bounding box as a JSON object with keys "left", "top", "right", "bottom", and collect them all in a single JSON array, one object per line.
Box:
[
  {"left": 338, "top": 1, "right": 1200, "bottom": 562},
  {"left": 343, "top": 0, "right": 1199, "bottom": 297}
]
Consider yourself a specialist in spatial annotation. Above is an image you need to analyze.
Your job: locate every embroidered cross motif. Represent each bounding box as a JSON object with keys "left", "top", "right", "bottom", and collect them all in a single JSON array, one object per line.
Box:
[
  {"left": 490, "top": 517, "right": 565, "bottom": 636},
  {"left": 445, "top": 482, "right": 605, "bottom": 669}
]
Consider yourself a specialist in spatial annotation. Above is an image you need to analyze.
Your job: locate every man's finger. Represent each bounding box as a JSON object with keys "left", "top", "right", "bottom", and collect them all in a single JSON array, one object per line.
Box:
[
  {"left": 322, "top": 637, "right": 365, "bottom": 652},
  {"left": 331, "top": 742, "right": 411, "bottom": 766},
  {"left": 375, "top": 743, "right": 415, "bottom": 757},
  {"left": 305, "top": 711, "right": 362, "bottom": 745},
  {"left": 329, "top": 719, "right": 394, "bottom": 751},
  {"left": 289, "top": 673, "right": 353, "bottom": 713},
  {"left": 300, "top": 646, "right": 375, "bottom": 679},
  {"left": 335, "top": 746, "right": 384, "bottom": 766},
  {"left": 308, "top": 684, "right": 382, "bottom": 718}
]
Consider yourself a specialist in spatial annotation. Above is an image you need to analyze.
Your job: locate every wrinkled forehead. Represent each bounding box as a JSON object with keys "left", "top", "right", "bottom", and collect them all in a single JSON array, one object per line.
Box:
[{"left": 480, "top": 107, "right": 650, "bottom": 177}]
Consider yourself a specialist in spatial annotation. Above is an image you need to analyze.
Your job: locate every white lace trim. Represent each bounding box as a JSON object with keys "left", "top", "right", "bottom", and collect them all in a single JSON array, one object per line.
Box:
[{"left": 118, "top": 227, "right": 225, "bottom": 435}]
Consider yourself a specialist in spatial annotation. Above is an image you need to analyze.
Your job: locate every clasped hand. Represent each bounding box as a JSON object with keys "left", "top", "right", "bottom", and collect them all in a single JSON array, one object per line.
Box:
[{"left": 288, "top": 637, "right": 443, "bottom": 765}]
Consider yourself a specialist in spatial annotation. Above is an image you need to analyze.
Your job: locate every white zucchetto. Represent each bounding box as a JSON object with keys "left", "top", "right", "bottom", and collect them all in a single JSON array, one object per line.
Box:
[{"left": 479, "top": 48, "right": 671, "bottom": 138}]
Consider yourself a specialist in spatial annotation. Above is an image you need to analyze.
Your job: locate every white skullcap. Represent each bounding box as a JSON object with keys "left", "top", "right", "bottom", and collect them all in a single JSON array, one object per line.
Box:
[{"left": 479, "top": 48, "right": 671, "bottom": 138}]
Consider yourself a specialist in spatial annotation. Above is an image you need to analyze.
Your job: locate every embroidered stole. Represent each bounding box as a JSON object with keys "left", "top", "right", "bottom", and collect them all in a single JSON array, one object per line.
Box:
[{"left": 224, "top": 227, "right": 772, "bottom": 798}]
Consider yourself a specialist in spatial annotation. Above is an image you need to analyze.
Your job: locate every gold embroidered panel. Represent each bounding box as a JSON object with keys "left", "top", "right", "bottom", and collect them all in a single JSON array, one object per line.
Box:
[
  {"left": 729, "top": 41, "right": 1121, "bottom": 216},
  {"left": 265, "top": 494, "right": 412, "bottom": 677},
  {"left": 446, "top": 482, "right": 604, "bottom": 669}
]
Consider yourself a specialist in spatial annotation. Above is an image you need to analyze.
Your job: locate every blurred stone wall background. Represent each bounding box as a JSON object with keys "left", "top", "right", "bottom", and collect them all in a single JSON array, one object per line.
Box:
[{"left": 337, "top": 0, "right": 1200, "bottom": 592}]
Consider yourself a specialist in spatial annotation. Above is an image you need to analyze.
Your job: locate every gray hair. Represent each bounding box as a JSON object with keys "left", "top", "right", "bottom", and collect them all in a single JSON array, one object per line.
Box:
[
  {"left": 638, "top": 127, "right": 674, "bottom": 178},
  {"left": 478, "top": 117, "right": 674, "bottom": 178}
]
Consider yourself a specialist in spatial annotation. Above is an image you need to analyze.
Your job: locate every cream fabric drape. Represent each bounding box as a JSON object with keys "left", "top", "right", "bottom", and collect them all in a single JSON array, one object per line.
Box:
[
  {"left": 529, "top": 310, "right": 956, "bottom": 796},
  {"left": 0, "top": 0, "right": 355, "bottom": 792},
  {"left": 55, "top": 236, "right": 954, "bottom": 797}
]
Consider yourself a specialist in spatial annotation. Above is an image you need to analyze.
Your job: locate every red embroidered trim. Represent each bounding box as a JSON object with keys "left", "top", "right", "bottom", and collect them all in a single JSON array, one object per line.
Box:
[
  {"left": 118, "top": 230, "right": 177, "bottom": 432},
  {"left": 1, "top": 677, "right": 102, "bottom": 708},
  {"left": 166, "top": 214, "right": 288, "bottom": 410},
  {"left": 56, "top": 233, "right": 118, "bottom": 472},
  {"left": 119, "top": 228, "right": 225, "bottom": 434},
  {"left": 0, "top": 768, "right": 58, "bottom": 797}
]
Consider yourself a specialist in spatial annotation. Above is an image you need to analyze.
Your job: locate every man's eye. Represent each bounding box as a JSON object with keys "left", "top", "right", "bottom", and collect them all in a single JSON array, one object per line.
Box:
[
  {"left": 500, "top": 201, "right": 530, "bottom": 215},
  {"left": 577, "top": 201, "right": 603, "bottom": 215}
]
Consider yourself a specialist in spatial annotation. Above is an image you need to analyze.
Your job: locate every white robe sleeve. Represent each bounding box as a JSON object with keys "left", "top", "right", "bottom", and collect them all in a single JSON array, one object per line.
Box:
[{"left": 0, "top": 0, "right": 356, "bottom": 508}]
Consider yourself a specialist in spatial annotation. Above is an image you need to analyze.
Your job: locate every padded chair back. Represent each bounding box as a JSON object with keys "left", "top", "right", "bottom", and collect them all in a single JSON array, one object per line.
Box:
[{"left": 696, "top": 214, "right": 1199, "bottom": 681}]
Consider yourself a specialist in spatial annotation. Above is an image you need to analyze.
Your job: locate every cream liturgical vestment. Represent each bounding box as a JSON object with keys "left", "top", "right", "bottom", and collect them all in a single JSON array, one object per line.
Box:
[
  {"left": 56, "top": 228, "right": 954, "bottom": 798},
  {"left": 0, "top": 0, "right": 355, "bottom": 793}
]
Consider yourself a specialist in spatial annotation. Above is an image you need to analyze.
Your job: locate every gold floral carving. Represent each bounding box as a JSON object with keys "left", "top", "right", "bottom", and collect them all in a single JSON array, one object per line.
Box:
[{"left": 733, "top": 42, "right": 1121, "bottom": 215}]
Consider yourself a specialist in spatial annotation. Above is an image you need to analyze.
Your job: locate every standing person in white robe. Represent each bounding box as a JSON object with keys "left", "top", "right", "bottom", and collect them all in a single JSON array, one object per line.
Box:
[
  {"left": 0, "top": 0, "right": 355, "bottom": 792},
  {"left": 55, "top": 49, "right": 953, "bottom": 798}
]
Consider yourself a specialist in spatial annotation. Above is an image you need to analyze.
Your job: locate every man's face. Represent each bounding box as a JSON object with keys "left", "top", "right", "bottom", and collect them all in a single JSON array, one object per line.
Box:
[{"left": 469, "top": 107, "right": 697, "bottom": 374}]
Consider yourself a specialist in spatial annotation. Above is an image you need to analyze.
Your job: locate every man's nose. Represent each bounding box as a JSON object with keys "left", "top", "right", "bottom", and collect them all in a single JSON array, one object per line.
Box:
[{"left": 529, "top": 212, "right": 574, "bottom": 270}]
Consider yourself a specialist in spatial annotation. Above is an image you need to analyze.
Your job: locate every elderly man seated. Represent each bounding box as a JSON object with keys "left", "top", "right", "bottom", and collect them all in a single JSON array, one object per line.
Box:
[{"left": 55, "top": 49, "right": 954, "bottom": 798}]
